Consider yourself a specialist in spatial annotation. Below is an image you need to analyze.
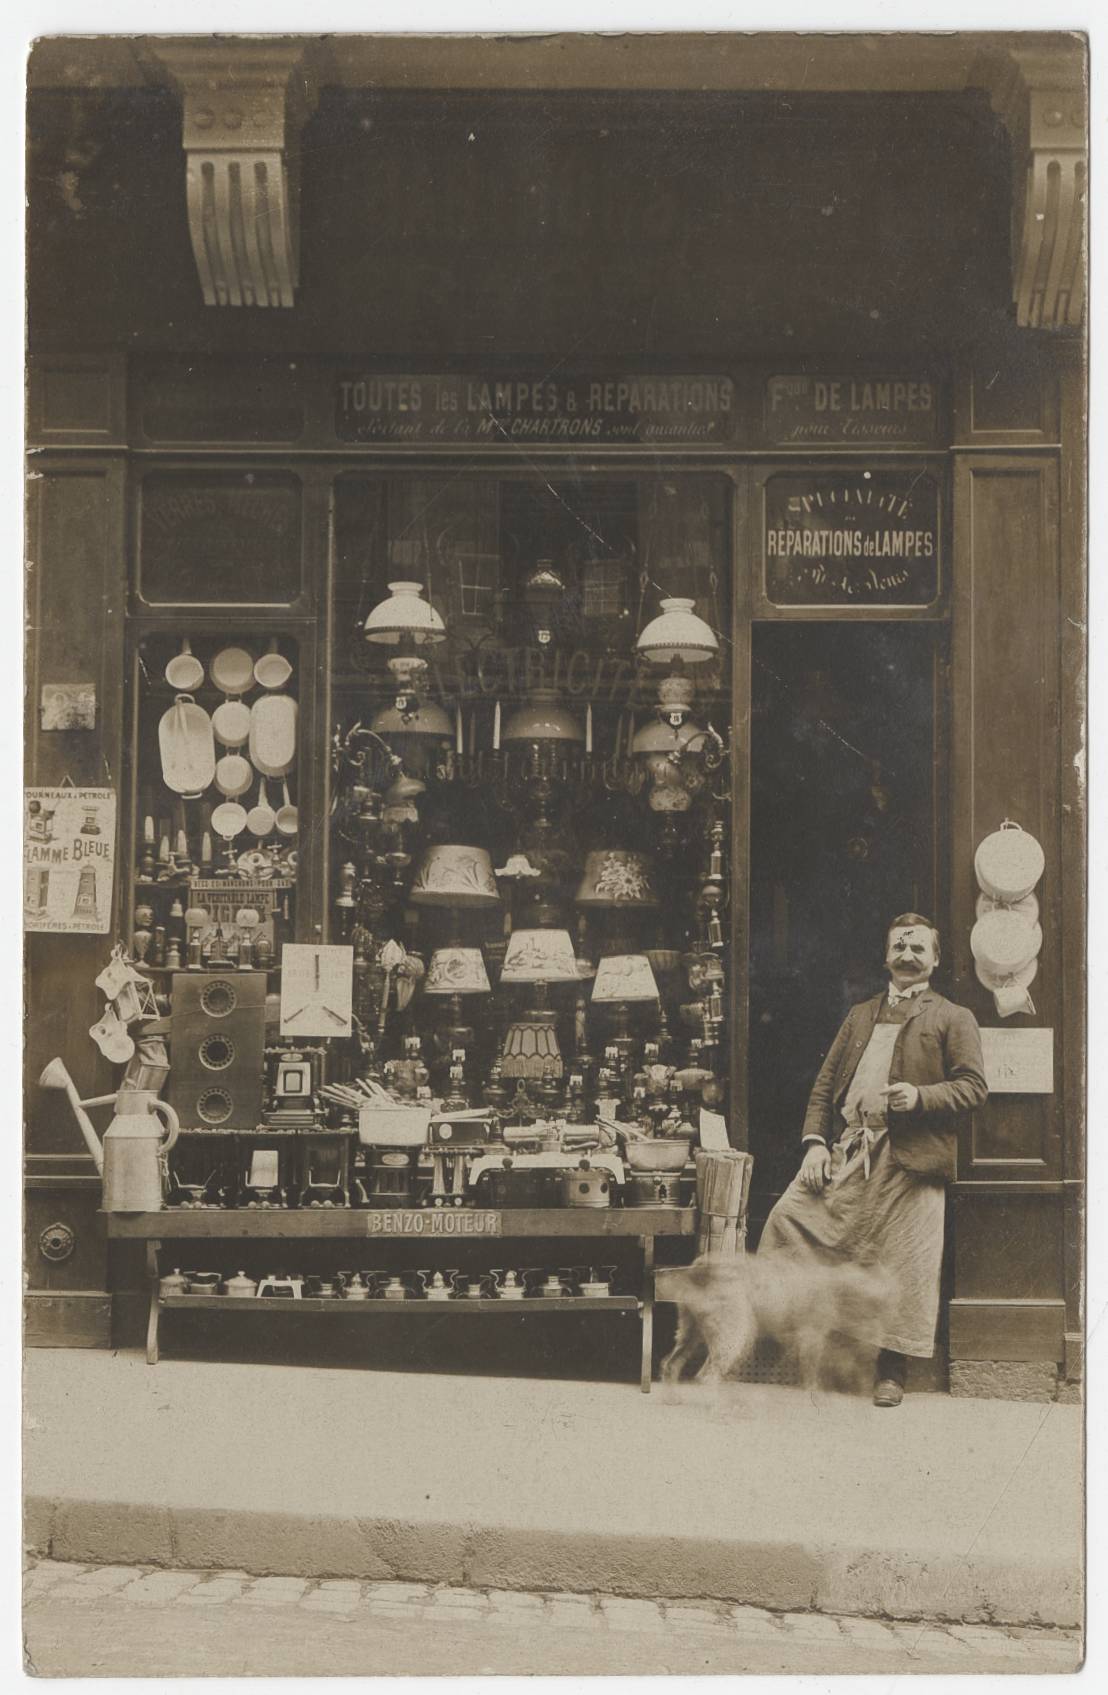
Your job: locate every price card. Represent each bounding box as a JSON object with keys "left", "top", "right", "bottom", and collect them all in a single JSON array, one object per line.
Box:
[
  {"left": 980, "top": 1028, "right": 1054, "bottom": 1094},
  {"left": 279, "top": 944, "right": 354, "bottom": 1038}
]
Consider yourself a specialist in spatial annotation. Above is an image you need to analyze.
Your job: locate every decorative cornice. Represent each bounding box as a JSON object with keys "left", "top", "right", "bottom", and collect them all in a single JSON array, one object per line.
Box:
[
  {"left": 974, "top": 43, "right": 1087, "bottom": 330},
  {"left": 150, "top": 43, "right": 320, "bottom": 308}
]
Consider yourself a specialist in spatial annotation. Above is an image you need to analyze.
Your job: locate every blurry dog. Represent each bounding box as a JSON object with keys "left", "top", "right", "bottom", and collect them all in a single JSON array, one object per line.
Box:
[{"left": 659, "top": 1252, "right": 893, "bottom": 1394}]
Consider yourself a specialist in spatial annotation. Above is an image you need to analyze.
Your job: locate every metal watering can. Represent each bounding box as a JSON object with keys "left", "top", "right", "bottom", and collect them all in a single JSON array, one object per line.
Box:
[{"left": 39, "top": 1058, "right": 179, "bottom": 1212}]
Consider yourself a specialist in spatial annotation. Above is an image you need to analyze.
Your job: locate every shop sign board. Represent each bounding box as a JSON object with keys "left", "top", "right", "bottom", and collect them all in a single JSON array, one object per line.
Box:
[
  {"left": 764, "top": 470, "right": 941, "bottom": 607},
  {"left": 765, "top": 374, "right": 939, "bottom": 445},
  {"left": 336, "top": 374, "right": 736, "bottom": 445},
  {"left": 363, "top": 1210, "right": 502, "bottom": 1236},
  {"left": 23, "top": 786, "right": 116, "bottom": 933}
]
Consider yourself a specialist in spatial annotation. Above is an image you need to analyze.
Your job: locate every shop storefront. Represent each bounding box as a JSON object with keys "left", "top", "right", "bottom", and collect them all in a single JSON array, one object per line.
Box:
[{"left": 24, "top": 34, "right": 1086, "bottom": 1397}]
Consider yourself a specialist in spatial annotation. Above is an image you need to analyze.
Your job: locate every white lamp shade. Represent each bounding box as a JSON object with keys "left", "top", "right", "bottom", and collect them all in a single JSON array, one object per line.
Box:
[
  {"left": 591, "top": 954, "right": 660, "bottom": 1004},
  {"left": 364, "top": 581, "right": 446, "bottom": 646},
  {"left": 424, "top": 947, "right": 492, "bottom": 996},
  {"left": 371, "top": 700, "right": 453, "bottom": 738},
  {"left": 500, "top": 928, "right": 580, "bottom": 984},
  {"left": 636, "top": 597, "right": 718, "bottom": 664}
]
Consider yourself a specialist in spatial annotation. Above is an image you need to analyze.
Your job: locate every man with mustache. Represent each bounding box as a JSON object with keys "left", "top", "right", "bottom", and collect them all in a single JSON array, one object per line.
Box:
[{"left": 759, "top": 914, "right": 987, "bottom": 1406}]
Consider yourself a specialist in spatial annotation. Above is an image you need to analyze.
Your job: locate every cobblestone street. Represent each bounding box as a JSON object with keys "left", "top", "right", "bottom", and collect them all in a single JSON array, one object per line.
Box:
[{"left": 23, "top": 1560, "right": 1083, "bottom": 1677}]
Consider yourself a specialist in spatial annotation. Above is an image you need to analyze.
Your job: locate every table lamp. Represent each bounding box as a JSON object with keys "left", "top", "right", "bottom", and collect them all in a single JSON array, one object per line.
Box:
[
  {"left": 591, "top": 952, "right": 660, "bottom": 1070},
  {"left": 423, "top": 945, "right": 492, "bottom": 1107},
  {"left": 498, "top": 927, "right": 580, "bottom": 1079}
]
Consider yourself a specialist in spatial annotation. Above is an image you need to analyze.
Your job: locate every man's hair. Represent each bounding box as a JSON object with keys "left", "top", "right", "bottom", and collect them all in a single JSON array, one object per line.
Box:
[{"left": 886, "top": 912, "right": 941, "bottom": 962}]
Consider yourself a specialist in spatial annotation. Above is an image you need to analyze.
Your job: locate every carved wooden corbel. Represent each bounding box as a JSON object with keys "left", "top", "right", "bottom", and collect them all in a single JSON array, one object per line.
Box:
[
  {"left": 151, "top": 43, "right": 319, "bottom": 308},
  {"left": 978, "top": 45, "right": 1087, "bottom": 330}
]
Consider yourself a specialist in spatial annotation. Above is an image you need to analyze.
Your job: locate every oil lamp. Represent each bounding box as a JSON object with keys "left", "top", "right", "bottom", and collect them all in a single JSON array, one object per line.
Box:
[{"left": 363, "top": 580, "right": 446, "bottom": 720}]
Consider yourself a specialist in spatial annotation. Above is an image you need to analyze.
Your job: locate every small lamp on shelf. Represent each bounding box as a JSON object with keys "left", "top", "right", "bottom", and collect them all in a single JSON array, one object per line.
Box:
[
  {"left": 498, "top": 927, "right": 580, "bottom": 1081},
  {"left": 591, "top": 952, "right": 660, "bottom": 1074},
  {"left": 423, "top": 946, "right": 492, "bottom": 1108}
]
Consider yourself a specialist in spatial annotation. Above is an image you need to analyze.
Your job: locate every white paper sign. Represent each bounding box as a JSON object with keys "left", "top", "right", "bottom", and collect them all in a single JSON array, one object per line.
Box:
[
  {"left": 980, "top": 1028, "right": 1054, "bottom": 1094},
  {"left": 698, "top": 1108, "right": 731, "bottom": 1151},
  {"left": 23, "top": 787, "right": 116, "bottom": 934},
  {"left": 279, "top": 944, "right": 354, "bottom": 1038}
]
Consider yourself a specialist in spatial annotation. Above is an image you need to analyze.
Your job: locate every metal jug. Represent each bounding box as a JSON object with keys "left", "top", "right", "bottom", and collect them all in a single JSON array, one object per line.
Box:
[{"left": 39, "top": 1059, "right": 179, "bottom": 1212}]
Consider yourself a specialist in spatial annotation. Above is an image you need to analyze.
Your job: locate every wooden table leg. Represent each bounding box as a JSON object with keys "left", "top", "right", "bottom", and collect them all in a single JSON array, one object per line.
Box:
[
  {"left": 145, "top": 1241, "right": 161, "bottom": 1365},
  {"left": 639, "top": 1235, "right": 655, "bottom": 1394}
]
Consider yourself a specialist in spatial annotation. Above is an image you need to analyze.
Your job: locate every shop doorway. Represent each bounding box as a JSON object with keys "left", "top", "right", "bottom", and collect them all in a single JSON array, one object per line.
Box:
[{"left": 747, "top": 621, "right": 941, "bottom": 1235}]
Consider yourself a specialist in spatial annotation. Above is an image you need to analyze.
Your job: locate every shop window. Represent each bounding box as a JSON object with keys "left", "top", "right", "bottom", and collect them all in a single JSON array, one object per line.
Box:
[
  {"left": 138, "top": 471, "right": 302, "bottom": 605},
  {"left": 128, "top": 631, "right": 301, "bottom": 982},
  {"left": 330, "top": 470, "right": 734, "bottom": 1143}
]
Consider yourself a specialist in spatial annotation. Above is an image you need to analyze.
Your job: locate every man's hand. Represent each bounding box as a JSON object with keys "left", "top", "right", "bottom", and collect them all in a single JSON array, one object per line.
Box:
[
  {"left": 799, "top": 1142, "right": 832, "bottom": 1192},
  {"left": 880, "top": 1082, "right": 920, "bottom": 1114}
]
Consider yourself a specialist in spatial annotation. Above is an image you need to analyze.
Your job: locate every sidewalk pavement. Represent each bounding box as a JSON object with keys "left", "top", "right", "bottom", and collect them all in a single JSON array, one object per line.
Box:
[{"left": 23, "top": 1347, "right": 1083, "bottom": 1628}]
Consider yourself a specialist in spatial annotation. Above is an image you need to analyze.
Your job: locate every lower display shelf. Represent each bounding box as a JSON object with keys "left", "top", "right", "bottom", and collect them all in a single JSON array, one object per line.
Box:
[
  {"left": 160, "top": 1295, "right": 641, "bottom": 1314},
  {"left": 121, "top": 1207, "right": 693, "bottom": 1391}
]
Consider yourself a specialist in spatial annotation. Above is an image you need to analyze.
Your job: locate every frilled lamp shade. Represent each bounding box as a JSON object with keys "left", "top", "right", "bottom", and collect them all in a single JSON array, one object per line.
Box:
[
  {"left": 636, "top": 597, "right": 718, "bottom": 664},
  {"left": 500, "top": 928, "right": 580, "bottom": 983},
  {"left": 410, "top": 845, "right": 500, "bottom": 907},
  {"left": 363, "top": 581, "right": 447, "bottom": 646},
  {"left": 575, "top": 849, "right": 659, "bottom": 909},
  {"left": 501, "top": 688, "right": 584, "bottom": 744},
  {"left": 424, "top": 947, "right": 492, "bottom": 996},
  {"left": 499, "top": 927, "right": 579, "bottom": 1080},
  {"left": 592, "top": 954, "right": 660, "bottom": 1004}
]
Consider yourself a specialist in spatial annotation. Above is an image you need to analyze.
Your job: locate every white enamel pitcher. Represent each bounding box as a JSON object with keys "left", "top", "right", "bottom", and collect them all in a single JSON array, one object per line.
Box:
[{"left": 40, "top": 1059, "right": 179, "bottom": 1212}]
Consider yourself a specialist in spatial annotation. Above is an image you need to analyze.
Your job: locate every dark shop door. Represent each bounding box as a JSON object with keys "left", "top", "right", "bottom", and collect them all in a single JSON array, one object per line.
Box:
[{"left": 746, "top": 622, "right": 942, "bottom": 1238}]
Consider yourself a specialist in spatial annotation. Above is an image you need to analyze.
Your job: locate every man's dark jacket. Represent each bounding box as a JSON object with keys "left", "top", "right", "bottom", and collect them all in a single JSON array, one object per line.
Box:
[{"left": 801, "top": 986, "right": 988, "bottom": 1182}]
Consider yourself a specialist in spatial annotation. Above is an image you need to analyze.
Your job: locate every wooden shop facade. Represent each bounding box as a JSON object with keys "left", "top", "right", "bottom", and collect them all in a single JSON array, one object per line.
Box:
[{"left": 24, "top": 33, "right": 1086, "bottom": 1395}]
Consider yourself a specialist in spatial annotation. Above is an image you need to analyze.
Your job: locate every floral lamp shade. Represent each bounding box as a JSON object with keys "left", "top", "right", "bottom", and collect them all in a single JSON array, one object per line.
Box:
[
  {"left": 575, "top": 850, "right": 659, "bottom": 908},
  {"left": 423, "top": 947, "right": 492, "bottom": 996},
  {"left": 499, "top": 928, "right": 580, "bottom": 984},
  {"left": 591, "top": 953, "right": 660, "bottom": 1004},
  {"left": 409, "top": 845, "right": 500, "bottom": 907}
]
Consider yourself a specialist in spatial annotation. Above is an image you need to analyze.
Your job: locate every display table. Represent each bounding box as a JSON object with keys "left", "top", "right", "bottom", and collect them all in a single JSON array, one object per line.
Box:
[{"left": 106, "top": 1207, "right": 699, "bottom": 1392}]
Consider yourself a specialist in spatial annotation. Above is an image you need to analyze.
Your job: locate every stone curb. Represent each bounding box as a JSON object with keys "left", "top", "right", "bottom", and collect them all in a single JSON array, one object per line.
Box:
[{"left": 24, "top": 1494, "right": 1082, "bottom": 1630}]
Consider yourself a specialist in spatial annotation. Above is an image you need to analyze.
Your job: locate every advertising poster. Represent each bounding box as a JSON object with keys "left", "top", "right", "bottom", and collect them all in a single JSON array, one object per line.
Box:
[{"left": 23, "top": 787, "right": 116, "bottom": 934}]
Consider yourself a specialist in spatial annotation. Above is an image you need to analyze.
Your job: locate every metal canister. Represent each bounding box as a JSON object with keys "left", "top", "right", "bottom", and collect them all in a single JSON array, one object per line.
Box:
[
  {"left": 225, "top": 1270, "right": 258, "bottom": 1298},
  {"left": 558, "top": 1161, "right": 610, "bottom": 1208},
  {"left": 627, "top": 1171, "right": 683, "bottom": 1207},
  {"left": 158, "top": 1267, "right": 189, "bottom": 1298}
]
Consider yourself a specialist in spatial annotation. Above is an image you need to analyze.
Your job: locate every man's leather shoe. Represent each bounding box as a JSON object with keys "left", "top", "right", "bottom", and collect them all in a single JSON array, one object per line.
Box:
[{"left": 873, "top": 1378, "right": 904, "bottom": 1408}]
